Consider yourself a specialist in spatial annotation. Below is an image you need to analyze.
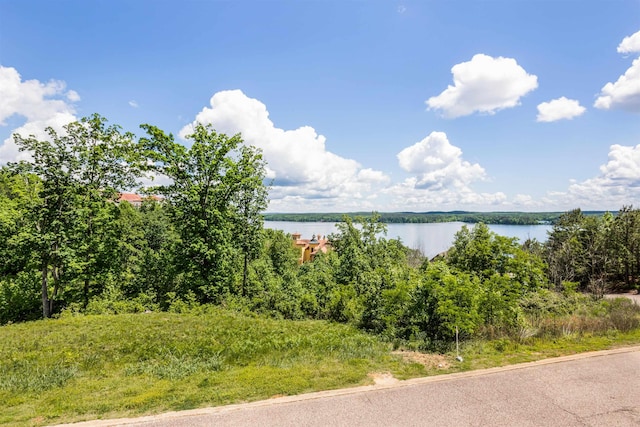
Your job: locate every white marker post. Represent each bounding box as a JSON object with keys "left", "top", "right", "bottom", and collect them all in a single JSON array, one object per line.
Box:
[{"left": 456, "top": 325, "right": 463, "bottom": 362}]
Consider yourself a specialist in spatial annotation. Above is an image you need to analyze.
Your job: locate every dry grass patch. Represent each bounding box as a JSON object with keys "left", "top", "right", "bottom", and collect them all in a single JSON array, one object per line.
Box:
[{"left": 392, "top": 350, "right": 451, "bottom": 370}]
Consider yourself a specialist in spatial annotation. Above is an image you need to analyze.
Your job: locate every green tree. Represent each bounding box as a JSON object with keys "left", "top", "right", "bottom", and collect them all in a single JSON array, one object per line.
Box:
[
  {"left": 581, "top": 213, "right": 614, "bottom": 297},
  {"left": 264, "top": 229, "right": 300, "bottom": 277},
  {"left": 140, "top": 123, "right": 268, "bottom": 302},
  {"left": 408, "top": 261, "right": 481, "bottom": 347},
  {"left": 230, "top": 145, "right": 269, "bottom": 295},
  {"left": 0, "top": 167, "right": 43, "bottom": 323},
  {"left": 0, "top": 167, "right": 41, "bottom": 277},
  {"left": 10, "top": 114, "right": 144, "bottom": 317},
  {"left": 68, "top": 114, "right": 143, "bottom": 307},
  {"left": 135, "top": 200, "right": 182, "bottom": 306},
  {"left": 446, "top": 222, "right": 547, "bottom": 329},
  {"left": 545, "top": 209, "right": 586, "bottom": 289},
  {"left": 612, "top": 206, "right": 640, "bottom": 289},
  {"left": 447, "top": 223, "right": 508, "bottom": 278},
  {"left": 329, "top": 214, "right": 412, "bottom": 330},
  {"left": 330, "top": 213, "right": 391, "bottom": 290},
  {"left": 447, "top": 223, "right": 545, "bottom": 287},
  {"left": 297, "top": 250, "right": 340, "bottom": 319}
]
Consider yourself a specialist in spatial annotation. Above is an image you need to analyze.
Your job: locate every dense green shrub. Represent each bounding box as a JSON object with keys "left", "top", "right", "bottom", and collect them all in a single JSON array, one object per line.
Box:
[
  {"left": 0, "top": 273, "right": 41, "bottom": 324},
  {"left": 604, "top": 297, "right": 640, "bottom": 332}
]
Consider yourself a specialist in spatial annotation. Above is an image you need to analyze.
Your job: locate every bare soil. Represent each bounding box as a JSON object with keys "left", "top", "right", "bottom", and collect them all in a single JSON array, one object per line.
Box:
[
  {"left": 368, "top": 372, "right": 400, "bottom": 385},
  {"left": 368, "top": 351, "right": 451, "bottom": 385},
  {"left": 392, "top": 350, "right": 451, "bottom": 370}
]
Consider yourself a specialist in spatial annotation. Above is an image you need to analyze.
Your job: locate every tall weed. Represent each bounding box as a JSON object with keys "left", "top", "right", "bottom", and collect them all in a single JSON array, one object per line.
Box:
[{"left": 0, "top": 361, "right": 78, "bottom": 392}]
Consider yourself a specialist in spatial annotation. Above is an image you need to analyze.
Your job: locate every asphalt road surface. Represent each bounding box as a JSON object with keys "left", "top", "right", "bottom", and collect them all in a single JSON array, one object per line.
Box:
[
  {"left": 58, "top": 346, "right": 640, "bottom": 427},
  {"left": 607, "top": 292, "right": 640, "bottom": 305}
]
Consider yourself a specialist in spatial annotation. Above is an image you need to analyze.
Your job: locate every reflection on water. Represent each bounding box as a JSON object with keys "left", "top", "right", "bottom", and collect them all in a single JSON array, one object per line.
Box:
[{"left": 265, "top": 221, "right": 551, "bottom": 259}]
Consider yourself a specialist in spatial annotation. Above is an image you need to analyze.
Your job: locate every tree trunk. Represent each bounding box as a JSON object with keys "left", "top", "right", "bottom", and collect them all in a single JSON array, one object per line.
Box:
[
  {"left": 242, "top": 252, "right": 248, "bottom": 297},
  {"left": 84, "top": 278, "right": 90, "bottom": 309},
  {"left": 50, "top": 266, "right": 60, "bottom": 315},
  {"left": 41, "top": 263, "right": 50, "bottom": 319}
]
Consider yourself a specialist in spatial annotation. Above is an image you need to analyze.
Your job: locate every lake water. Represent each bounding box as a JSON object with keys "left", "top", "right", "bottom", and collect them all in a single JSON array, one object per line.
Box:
[{"left": 265, "top": 221, "right": 551, "bottom": 259}]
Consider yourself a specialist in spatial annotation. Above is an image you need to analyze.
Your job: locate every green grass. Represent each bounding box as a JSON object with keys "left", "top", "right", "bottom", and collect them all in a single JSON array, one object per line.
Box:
[
  {"left": 452, "top": 328, "right": 640, "bottom": 372},
  {"left": 0, "top": 308, "right": 425, "bottom": 426},
  {"left": 2, "top": 308, "right": 640, "bottom": 427}
]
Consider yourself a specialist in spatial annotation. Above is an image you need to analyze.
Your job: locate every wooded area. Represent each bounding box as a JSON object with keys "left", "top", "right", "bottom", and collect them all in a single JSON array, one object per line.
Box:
[
  {"left": 263, "top": 211, "right": 607, "bottom": 225},
  {"left": 1, "top": 115, "right": 639, "bottom": 349}
]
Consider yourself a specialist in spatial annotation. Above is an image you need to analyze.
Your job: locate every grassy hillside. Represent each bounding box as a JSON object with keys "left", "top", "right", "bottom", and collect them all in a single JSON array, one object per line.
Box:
[
  {"left": 2, "top": 305, "right": 640, "bottom": 426},
  {"left": 0, "top": 309, "right": 425, "bottom": 426}
]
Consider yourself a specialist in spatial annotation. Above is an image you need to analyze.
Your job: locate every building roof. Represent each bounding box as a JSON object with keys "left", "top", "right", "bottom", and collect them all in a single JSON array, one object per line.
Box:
[
  {"left": 117, "top": 193, "right": 143, "bottom": 203},
  {"left": 116, "top": 193, "right": 163, "bottom": 204}
]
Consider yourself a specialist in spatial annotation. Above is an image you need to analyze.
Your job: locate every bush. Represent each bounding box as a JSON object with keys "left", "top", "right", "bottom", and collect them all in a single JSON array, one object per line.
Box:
[
  {"left": 0, "top": 273, "right": 41, "bottom": 324},
  {"left": 513, "top": 293, "right": 640, "bottom": 339},
  {"left": 82, "top": 287, "right": 159, "bottom": 315},
  {"left": 605, "top": 297, "right": 640, "bottom": 332},
  {"left": 518, "top": 288, "right": 592, "bottom": 318}
]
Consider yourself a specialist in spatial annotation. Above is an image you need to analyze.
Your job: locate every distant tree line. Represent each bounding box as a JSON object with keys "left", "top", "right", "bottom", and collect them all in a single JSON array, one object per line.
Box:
[
  {"left": 263, "top": 211, "right": 607, "bottom": 225},
  {"left": 1, "top": 114, "right": 639, "bottom": 349}
]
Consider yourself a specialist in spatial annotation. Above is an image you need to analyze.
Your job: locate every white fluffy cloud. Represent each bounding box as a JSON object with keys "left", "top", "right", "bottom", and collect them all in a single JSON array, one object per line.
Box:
[
  {"left": 617, "top": 30, "right": 640, "bottom": 54},
  {"left": 179, "top": 90, "right": 390, "bottom": 212},
  {"left": 595, "top": 30, "right": 640, "bottom": 112},
  {"left": 384, "top": 179, "right": 508, "bottom": 211},
  {"left": 548, "top": 144, "right": 640, "bottom": 209},
  {"left": 594, "top": 57, "right": 640, "bottom": 112},
  {"left": 0, "top": 66, "right": 78, "bottom": 164},
  {"left": 512, "top": 194, "right": 536, "bottom": 207},
  {"left": 426, "top": 54, "right": 538, "bottom": 118},
  {"left": 388, "top": 131, "right": 506, "bottom": 209},
  {"left": 536, "top": 97, "right": 586, "bottom": 122},
  {"left": 397, "top": 131, "right": 485, "bottom": 190}
]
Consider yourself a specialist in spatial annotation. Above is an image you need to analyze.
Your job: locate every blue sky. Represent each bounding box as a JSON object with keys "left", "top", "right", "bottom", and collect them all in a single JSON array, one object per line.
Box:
[{"left": 1, "top": 0, "right": 639, "bottom": 212}]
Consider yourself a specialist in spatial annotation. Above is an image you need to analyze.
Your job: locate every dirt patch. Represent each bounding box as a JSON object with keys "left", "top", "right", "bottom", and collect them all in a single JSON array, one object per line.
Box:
[
  {"left": 368, "top": 372, "right": 400, "bottom": 386},
  {"left": 269, "top": 394, "right": 286, "bottom": 399},
  {"left": 393, "top": 350, "right": 451, "bottom": 370}
]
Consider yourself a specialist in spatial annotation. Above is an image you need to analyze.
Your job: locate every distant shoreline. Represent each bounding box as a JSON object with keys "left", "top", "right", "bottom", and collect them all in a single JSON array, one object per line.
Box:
[{"left": 263, "top": 211, "right": 607, "bottom": 226}]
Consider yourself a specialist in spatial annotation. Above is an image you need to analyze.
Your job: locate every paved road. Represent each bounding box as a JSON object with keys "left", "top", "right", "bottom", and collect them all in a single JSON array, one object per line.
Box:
[
  {"left": 607, "top": 292, "right": 640, "bottom": 305},
  {"left": 58, "top": 347, "right": 640, "bottom": 427}
]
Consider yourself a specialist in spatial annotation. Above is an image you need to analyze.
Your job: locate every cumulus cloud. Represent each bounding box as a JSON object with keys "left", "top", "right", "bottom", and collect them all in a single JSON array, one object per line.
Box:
[
  {"left": 0, "top": 66, "right": 78, "bottom": 164},
  {"left": 386, "top": 131, "right": 506, "bottom": 210},
  {"left": 384, "top": 179, "right": 508, "bottom": 211},
  {"left": 595, "top": 30, "right": 640, "bottom": 112},
  {"left": 548, "top": 144, "right": 640, "bottom": 209},
  {"left": 617, "top": 30, "right": 640, "bottom": 54},
  {"left": 426, "top": 54, "right": 538, "bottom": 118},
  {"left": 397, "top": 131, "right": 485, "bottom": 190},
  {"left": 536, "top": 97, "right": 586, "bottom": 122},
  {"left": 66, "top": 90, "right": 81, "bottom": 102},
  {"left": 594, "top": 57, "right": 640, "bottom": 112},
  {"left": 179, "top": 90, "right": 390, "bottom": 212},
  {"left": 512, "top": 194, "right": 536, "bottom": 206}
]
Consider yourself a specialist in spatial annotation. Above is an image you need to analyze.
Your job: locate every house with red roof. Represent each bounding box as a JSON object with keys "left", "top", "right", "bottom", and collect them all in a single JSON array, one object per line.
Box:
[{"left": 116, "top": 193, "right": 162, "bottom": 207}]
